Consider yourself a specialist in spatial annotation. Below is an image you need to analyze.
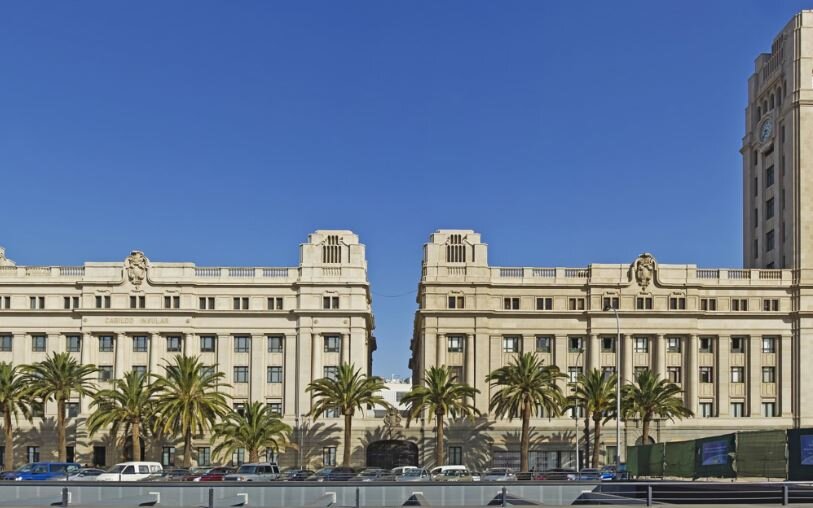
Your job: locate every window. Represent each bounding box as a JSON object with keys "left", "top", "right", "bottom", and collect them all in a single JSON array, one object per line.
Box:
[
  {"left": 699, "top": 337, "right": 714, "bottom": 353},
  {"left": 766, "top": 230, "right": 775, "bottom": 252},
  {"left": 200, "top": 336, "right": 215, "bottom": 353},
  {"left": 322, "top": 296, "right": 339, "bottom": 310},
  {"left": 503, "top": 337, "right": 520, "bottom": 353},
  {"left": 754, "top": 239, "right": 759, "bottom": 259},
  {"left": 197, "top": 447, "right": 211, "bottom": 467},
  {"left": 132, "top": 336, "right": 148, "bottom": 352},
  {"left": 503, "top": 297, "right": 520, "bottom": 310},
  {"left": 233, "top": 403, "right": 246, "bottom": 416},
  {"left": 669, "top": 297, "right": 686, "bottom": 310},
  {"left": 762, "top": 402, "right": 777, "bottom": 417},
  {"left": 29, "top": 296, "right": 45, "bottom": 310},
  {"left": 667, "top": 367, "right": 681, "bottom": 384},
  {"left": 66, "top": 446, "right": 75, "bottom": 464},
  {"left": 602, "top": 296, "right": 619, "bottom": 310},
  {"left": 166, "top": 336, "right": 182, "bottom": 352},
  {"left": 31, "top": 401, "right": 44, "bottom": 418},
  {"left": 535, "top": 336, "right": 551, "bottom": 353},
  {"left": 132, "top": 365, "right": 147, "bottom": 376},
  {"left": 763, "top": 299, "right": 779, "bottom": 311},
  {"left": 633, "top": 337, "right": 649, "bottom": 353},
  {"left": 267, "top": 366, "right": 283, "bottom": 383},
  {"left": 732, "top": 298, "right": 748, "bottom": 311},
  {"left": 95, "top": 295, "right": 111, "bottom": 309},
  {"left": 699, "top": 402, "right": 714, "bottom": 418},
  {"left": 568, "top": 367, "right": 583, "bottom": 383},
  {"left": 66, "top": 335, "right": 81, "bottom": 353},
  {"left": 0, "top": 336, "right": 11, "bottom": 352},
  {"left": 27, "top": 446, "right": 40, "bottom": 463},
  {"left": 699, "top": 367, "right": 714, "bottom": 383},
  {"left": 99, "top": 336, "right": 114, "bottom": 352},
  {"left": 448, "top": 446, "right": 463, "bottom": 465},
  {"left": 635, "top": 296, "right": 653, "bottom": 310},
  {"left": 601, "top": 337, "right": 615, "bottom": 353},
  {"left": 449, "top": 366, "right": 464, "bottom": 382},
  {"left": 99, "top": 366, "right": 114, "bottom": 382},
  {"left": 93, "top": 446, "right": 106, "bottom": 467},
  {"left": 731, "top": 367, "right": 744, "bottom": 383},
  {"left": 569, "top": 337, "right": 584, "bottom": 353},
  {"left": 536, "top": 297, "right": 553, "bottom": 310},
  {"left": 762, "top": 367, "right": 776, "bottom": 383},
  {"left": 568, "top": 298, "right": 585, "bottom": 310},
  {"left": 267, "top": 402, "right": 283, "bottom": 417},
  {"left": 731, "top": 402, "right": 745, "bottom": 417},
  {"left": 199, "top": 297, "right": 215, "bottom": 310},
  {"left": 323, "top": 447, "right": 337, "bottom": 466},
  {"left": 731, "top": 337, "right": 745, "bottom": 353},
  {"left": 448, "top": 296, "right": 465, "bottom": 309},
  {"left": 602, "top": 366, "right": 616, "bottom": 380},
  {"left": 766, "top": 166, "right": 775, "bottom": 187},
  {"left": 700, "top": 298, "right": 717, "bottom": 311},
  {"left": 234, "top": 336, "right": 250, "bottom": 353},
  {"left": 233, "top": 366, "right": 249, "bottom": 383},
  {"left": 164, "top": 296, "right": 180, "bottom": 309},
  {"left": 161, "top": 447, "right": 176, "bottom": 467},
  {"left": 268, "top": 297, "right": 284, "bottom": 310},
  {"left": 129, "top": 295, "right": 146, "bottom": 309},
  {"left": 324, "top": 366, "right": 339, "bottom": 380},
  {"left": 232, "top": 448, "right": 246, "bottom": 466},
  {"left": 324, "top": 406, "right": 340, "bottom": 418},
  {"left": 766, "top": 199, "right": 775, "bottom": 222},
  {"left": 32, "top": 335, "right": 46, "bottom": 352},
  {"left": 233, "top": 297, "right": 249, "bottom": 310},
  {"left": 447, "top": 336, "right": 463, "bottom": 353},
  {"left": 200, "top": 365, "right": 215, "bottom": 379},
  {"left": 667, "top": 337, "right": 682, "bottom": 353},
  {"left": 324, "top": 335, "right": 341, "bottom": 353},
  {"left": 66, "top": 402, "right": 80, "bottom": 418},
  {"left": 64, "top": 296, "right": 80, "bottom": 309},
  {"left": 0, "top": 296, "right": 10, "bottom": 309},
  {"left": 762, "top": 337, "right": 776, "bottom": 353},
  {"left": 267, "top": 336, "right": 283, "bottom": 353}
]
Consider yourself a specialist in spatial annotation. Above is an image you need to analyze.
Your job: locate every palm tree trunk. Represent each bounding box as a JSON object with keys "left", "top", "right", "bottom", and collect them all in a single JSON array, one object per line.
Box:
[
  {"left": 249, "top": 449, "right": 260, "bottom": 463},
  {"left": 583, "top": 414, "right": 591, "bottom": 468},
  {"left": 435, "top": 411, "right": 445, "bottom": 467},
  {"left": 592, "top": 417, "right": 602, "bottom": 468},
  {"left": 342, "top": 413, "right": 353, "bottom": 466},
  {"left": 57, "top": 398, "right": 66, "bottom": 462},
  {"left": 520, "top": 400, "right": 530, "bottom": 473},
  {"left": 183, "top": 427, "right": 192, "bottom": 468},
  {"left": 641, "top": 416, "right": 651, "bottom": 445},
  {"left": 4, "top": 409, "right": 13, "bottom": 469},
  {"left": 132, "top": 421, "right": 141, "bottom": 462}
]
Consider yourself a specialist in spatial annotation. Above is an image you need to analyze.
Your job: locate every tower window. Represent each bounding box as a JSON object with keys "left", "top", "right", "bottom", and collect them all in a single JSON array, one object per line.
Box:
[
  {"left": 322, "top": 235, "right": 342, "bottom": 263},
  {"left": 446, "top": 234, "right": 467, "bottom": 263},
  {"left": 766, "top": 166, "right": 775, "bottom": 188}
]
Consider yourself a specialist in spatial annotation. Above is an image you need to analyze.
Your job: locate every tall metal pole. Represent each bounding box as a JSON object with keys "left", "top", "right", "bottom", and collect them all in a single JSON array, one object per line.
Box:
[
  {"left": 612, "top": 308, "right": 621, "bottom": 474},
  {"left": 574, "top": 408, "right": 580, "bottom": 474}
]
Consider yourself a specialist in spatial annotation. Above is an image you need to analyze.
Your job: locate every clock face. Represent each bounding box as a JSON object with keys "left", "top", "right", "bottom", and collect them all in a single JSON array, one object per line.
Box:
[{"left": 760, "top": 119, "right": 774, "bottom": 142}]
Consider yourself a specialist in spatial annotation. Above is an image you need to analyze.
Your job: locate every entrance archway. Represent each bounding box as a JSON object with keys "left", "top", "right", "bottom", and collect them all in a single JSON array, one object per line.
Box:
[{"left": 366, "top": 440, "right": 418, "bottom": 469}]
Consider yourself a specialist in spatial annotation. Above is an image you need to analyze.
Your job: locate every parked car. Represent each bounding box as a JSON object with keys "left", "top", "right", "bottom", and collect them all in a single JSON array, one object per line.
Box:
[
  {"left": 533, "top": 468, "right": 576, "bottom": 481},
  {"left": 142, "top": 468, "right": 190, "bottom": 481},
  {"left": 1, "top": 462, "right": 81, "bottom": 481},
  {"left": 196, "top": 467, "right": 236, "bottom": 482},
  {"left": 576, "top": 468, "right": 601, "bottom": 481},
  {"left": 96, "top": 462, "right": 163, "bottom": 482},
  {"left": 354, "top": 468, "right": 389, "bottom": 481},
  {"left": 282, "top": 468, "right": 314, "bottom": 481},
  {"left": 223, "top": 463, "right": 280, "bottom": 482},
  {"left": 481, "top": 468, "right": 516, "bottom": 481},
  {"left": 394, "top": 468, "right": 431, "bottom": 482},
  {"left": 435, "top": 469, "right": 474, "bottom": 482},
  {"left": 429, "top": 465, "right": 468, "bottom": 480},
  {"left": 306, "top": 467, "right": 356, "bottom": 482},
  {"left": 64, "top": 468, "right": 106, "bottom": 481},
  {"left": 390, "top": 466, "right": 419, "bottom": 477}
]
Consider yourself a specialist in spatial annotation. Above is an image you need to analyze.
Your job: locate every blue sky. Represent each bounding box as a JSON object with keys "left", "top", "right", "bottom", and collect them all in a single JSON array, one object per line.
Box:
[{"left": 0, "top": 1, "right": 807, "bottom": 376}]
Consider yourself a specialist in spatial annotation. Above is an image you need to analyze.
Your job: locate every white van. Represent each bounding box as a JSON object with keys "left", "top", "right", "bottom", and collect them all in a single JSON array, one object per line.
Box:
[
  {"left": 96, "top": 462, "right": 163, "bottom": 482},
  {"left": 429, "top": 465, "right": 467, "bottom": 480}
]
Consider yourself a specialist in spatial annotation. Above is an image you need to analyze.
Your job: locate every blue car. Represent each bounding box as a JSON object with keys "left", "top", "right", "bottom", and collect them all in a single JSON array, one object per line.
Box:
[{"left": 2, "top": 462, "right": 81, "bottom": 481}]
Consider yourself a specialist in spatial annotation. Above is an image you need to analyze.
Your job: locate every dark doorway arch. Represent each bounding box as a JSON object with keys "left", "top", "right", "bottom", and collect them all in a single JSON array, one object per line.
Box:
[
  {"left": 366, "top": 440, "right": 418, "bottom": 469},
  {"left": 123, "top": 436, "right": 146, "bottom": 461}
]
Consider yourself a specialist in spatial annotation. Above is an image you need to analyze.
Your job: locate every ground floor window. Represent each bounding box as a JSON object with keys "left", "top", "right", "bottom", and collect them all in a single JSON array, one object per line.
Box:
[
  {"left": 606, "top": 446, "right": 617, "bottom": 465},
  {"left": 447, "top": 446, "right": 463, "bottom": 465},
  {"left": 27, "top": 446, "right": 39, "bottom": 463},
  {"left": 232, "top": 448, "right": 246, "bottom": 466},
  {"left": 197, "top": 447, "right": 211, "bottom": 467},
  {"left": 265, "top": 449, "right": 278, "bottom": 464},
  {"left": 93, "top": 446, "right": 106, "bottom": 467},
  {"left": 162, "top": 447, "right": 175, "bottom": 467},
  {"left": 66, "top": 446, "right": 75, "bottom": 463},
  {"left": 526, "top": 450, "right": 575, "bottom": 471},
  {"left": 323, "top": 446, "right": 337, "bottom": 466},
  {"left": 0, "top": 446, "right": 5, "bottom": 467}
]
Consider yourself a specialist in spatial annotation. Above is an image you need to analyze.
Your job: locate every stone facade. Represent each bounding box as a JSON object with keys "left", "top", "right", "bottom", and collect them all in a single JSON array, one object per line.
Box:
[{"left": 0, "top": 230, "right": 379, "bottom": 469}]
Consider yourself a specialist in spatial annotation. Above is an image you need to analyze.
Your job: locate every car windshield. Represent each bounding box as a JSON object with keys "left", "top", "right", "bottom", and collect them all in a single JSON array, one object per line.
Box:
[
  {"left": 359, "top": 470, "right": 380, "bottom": 476},
  {"left": 403, "top": 469, "right": 424, "bottom": 477},
  {"left": 106, "top": 465, "right": 126, "bottom": 473},
  {"left": 236, "top": 466, "right": 258, "bottom": 474},
  {"left": 15, "top": 464, "right": 33, "bottom": 472},
  {"left": 486, "top": 468, "right": 507, "bottom": 474}
]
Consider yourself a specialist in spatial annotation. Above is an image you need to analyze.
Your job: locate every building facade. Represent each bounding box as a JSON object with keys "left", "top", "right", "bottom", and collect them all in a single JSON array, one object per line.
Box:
[{"left": 0, "top": 230, "right": 378, "bottom": 468}]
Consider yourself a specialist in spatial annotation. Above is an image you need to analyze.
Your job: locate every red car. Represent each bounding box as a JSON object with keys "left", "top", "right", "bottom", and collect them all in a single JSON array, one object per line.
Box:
[{"left": 194, "top": 467, "right": 236, "bottom": 482}]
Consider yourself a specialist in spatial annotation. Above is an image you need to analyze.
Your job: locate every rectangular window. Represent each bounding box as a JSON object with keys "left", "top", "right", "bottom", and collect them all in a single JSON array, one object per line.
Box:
[
  {"left": 64, "top": 296, "right": 80, "bottom": 309},
  {"left": 129, "top": 295, "right": 145, "bottom": 309},
  {"left": 568, "top": 367, "right": 583, "bottom": 383},
  {"left": 267, "top": 336, "right": 283, "bottom": 353},
  {"left": 766, "top": 166, "right": 775, "bottom": 187},
  {"left": 66, "top": 402, "right": 80, "bottom": 418},
  {"left": 267, "top": 366, "right": 283, "bottom": 383},
  {"left": 447, "top": 446, "right": 463, "bottom": 466},
  {"left": 502, "top": 336, "right": 520, "bottom": 353},
  {"left": 27, "top": 446, "right": 40, "bottom": 463},
  {"left": 449, "top": 366, "right": 464, "bottom": 382},
  {"left": 633, "top": 337, "right": 649, "bottom": 353},
  {"left": 0, "top": 296, "right": 10, "bottom": 309},
  {"left": 233, "top": 366, "right": 249, "bottom": 384},
  {"left": 324, "top": 335, "right": 341, "bottom": 353},
  {"left": 667, "top": 337, "right": 682, "bottom": 353},
  {"left": 29, "top": 296, "right": 45, "bottom": 310},
  {"left": 447, "top": 336, "right": 463, "bottom": 353},
  {"left": 0, "top": 336, "right": 11, "bottom": 352},
  {"left": 667, "top": 367, "right": 681, "bottom": 384},
  {"left": 267, "top": 402, "right": 282, "bottom": 417},
  {"left": 448, "top": 296, "right": 465, "bottom": 309},
  {"left": 31, "top": 401, "right": 44, "bottom": 418},
  {"left": 200, "top": 365, "right": 215, "bottom": 378},
  {"left": 731, "top": 337, "right": 745, "bottom": 353},
  {"left": 766, "top": 197, "right": 775, "bottom": 220},
  {"left": 197, "top": 447, "right": 211, "bottom": 467},
  {"left": 569, "top": 336, "right": 584, "bottom": 353},
  {"left": 731, "top": 402, "right": 745, "bottom": 417},
  {"left": 699, "top": 337, "right": 714, "bottom": 353},
  {"left": 635, "top": 297, "right": 653, "bottom": 310},
  {"left": 669, "top": 297, "right": 686, "bottom": 310},
  {"left": 699, "top": 402, "right": 714, "bottom": 418},
  {"left": 323, "top": 447, "right": 337, "bottom": 467},
  {"left": 602, "top": 296, "right": 619, "bottom": 310},
  {"left": 766, "top": 229, "right": 775, "bottom": 252},
  {"left": 31, "top": 335, "right": 46, "bottom": 352},
  {"left": 95, "top": 295, "right": 111, "bottom": 309},
  {"left": 762, "top": 367, "right": 776, "bottom": 383},
  {"left": 601, "top": 337, "right": 615, "bottom": 353},
  {"left": 133, "top": 365, "right": 147, "bottom": 376},
  {"left": 234, "top": 336, "right": 250, "bottom": 353},
  {"left": 162, "top": 295, "right": 180, "bottom": 309},
  {"left": 536, "top": 297, "right": 553, "bottom": 310},
  {"left": 535, "top": 336, "right": 551, "bottom": 353},
  {"left": 322, "top": 296, "right": 340, "bottom": 310},
  {"left": 568, "top": 298, "right": 585, "bottom": 310},
  {"left": 763, "top": 299, "right": 779, "bottom": 311},
  {"left": 754, "top": 239, "right": 759, "bottom": 259},
  {"left": 200, "top": 336, "right": 215, "bottom": 353},
  {"left": 267, "top": 297, "right": 284, "bottom": 310},
  {"left": 699, "top": 366, "right": 714, "bottom": 383},
  {"left": 66, "top": 335, "right": 81, "bottom": 353},
  {"left": 99, "top": 336, "right": 114, "bottom": 352},
  {"left": 602, "top": 366, "right": 616, "bottom": 380},
  {"left": 232, "top": 448, "right": 246, "bottom": 467},
  {"left": 324, "top": 366, "right": 339, "bottom": 381},
  {"left": 324, "top": 406, "right": 340, "bottom": 418},
  {"left": 93, "top": 446, "right": 106, "bottom": 467},
  {"left": 700, "top": 298, "right": 717, "bottom": 311},
  {"left": 233, "top": 297, "right": 249, "bottom": 310},
  {"left": 99, "top": 366, "right": 114, "bottom": 382},
  {"left": 132, "top": 336, "right": 148, "bottom": 352},
  {"left": 199, "top": 297, "right": 215, "bottom": 310},
  {"left": 503, "top": 297, "right": 520, "bottom": 310},
  {"left": 762, "top": 402, "right": 777, "bottom": 417},
  {"left": 732, "top": 298, "right": 749, "bottom": 311},
  {"left": 161, "top": 447, "right": 176, "bottom": 467},
  {"left": 731, "top": 367, "right": 744, "bottom": 383},
  {"left": 166, "top": 336, "right": 182, "bottom": 352},
  {"left": 66, "top": 446, "right": 75, "bottom": 464},
  {"left": 762, "top": 337, "right": 776, "bottom": 353}
]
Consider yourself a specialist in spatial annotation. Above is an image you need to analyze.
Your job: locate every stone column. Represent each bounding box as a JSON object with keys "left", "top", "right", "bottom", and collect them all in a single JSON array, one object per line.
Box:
[
  {"left": 182, "top": 333, "right": 190, "bottom": 356},
  {"left": 114, "top": 334, "right": 125, "bottom": 380},
  {"left": 749, "top": 335, "right": 762, "bottom": 417},
  {"left": 148, "top": 334, "right": 158, "bottom": 373},
  {"left": 686, "top": 335, "right": 698, "bottom": 414},
  {"left": 284, "top": 334, "right": 297, "bottom": 417},
  {"left": 622, "top": 334, "right": 633, "bottom": 385},
  {"left": 436, "top": 334, "right": 446, "bottom": 368},
  {"left": 781, "top": 334, "right": 793, "bottom": 416},
  {"left": 587, "top": 334, "right": 599, "bottom": 373},
  {"left": 554, "top": 335, "right": 568, "bottom": 393},
  {"left": 250, "top": 334, "right": 264, "bottom": 403},
  {"left": 465, "top": 334, "right": 475, "bottom": 388},
  {"left": 341, "top": 333, "right": 349, "bottom": 365},
  {"left": 654, "top": 334, "right": 666, "bottom": 379},
  {"left": 50, "top": 333, "right": 64, "bottom": 354},
  {"left": 80, "top": 333, "right": 92, "bottom": 414},
  {"left": 717, "top": 335, "right": 730, "bottom": 417}
]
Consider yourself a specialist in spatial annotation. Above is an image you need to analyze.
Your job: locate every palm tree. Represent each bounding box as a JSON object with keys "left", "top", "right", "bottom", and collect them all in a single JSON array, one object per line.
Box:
[
  {"left": 401, "top": 366, "right": 479, "bottom": 468},
  {"left": 212, "top": 401, "right": 292, "bottom": 463},
  {"left": 152, "top": 355, "right": 230, "bottom": 468},
  {"left": 570, "top": 369, "right": 617, "bottom": 468},
  {"left": 0, "top": 363, "right": 32, "bottom": 469},
  {"left": 486, "top": 353, "right": 565, "bottom": 473},
  {"left": 22, "top": 353, "right": 97, "bottom": 461},
  {"left": 307, "top": 363, "right": 390, "bottom": 466},
  {"left": 622, "top": 369, "right": 693, "bottom": 444},
  {"left": 87, "top": 370, "right": 158, "bottom": 462}
]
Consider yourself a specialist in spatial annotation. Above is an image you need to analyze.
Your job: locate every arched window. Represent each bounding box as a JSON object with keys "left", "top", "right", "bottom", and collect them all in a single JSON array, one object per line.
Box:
[{"left": 770, "top": 94, "right": 775, "bottom": 109}]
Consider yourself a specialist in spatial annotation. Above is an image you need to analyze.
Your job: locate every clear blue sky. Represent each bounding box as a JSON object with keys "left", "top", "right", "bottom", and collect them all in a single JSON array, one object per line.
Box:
[{"left": 0, "top": 1, "right": 807, "bottom": 377}]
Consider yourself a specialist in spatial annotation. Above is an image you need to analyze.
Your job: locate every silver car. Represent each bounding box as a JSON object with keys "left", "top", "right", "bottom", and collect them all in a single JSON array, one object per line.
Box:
[
  {"left": 394, "top": 468, "right": 431, "bottom": 482},
  {"left": 223, "top": 463, "right": 280, "bottom": 482},
  {"left": 482, "top": 468, "right": 516, "bottom": 481}
]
